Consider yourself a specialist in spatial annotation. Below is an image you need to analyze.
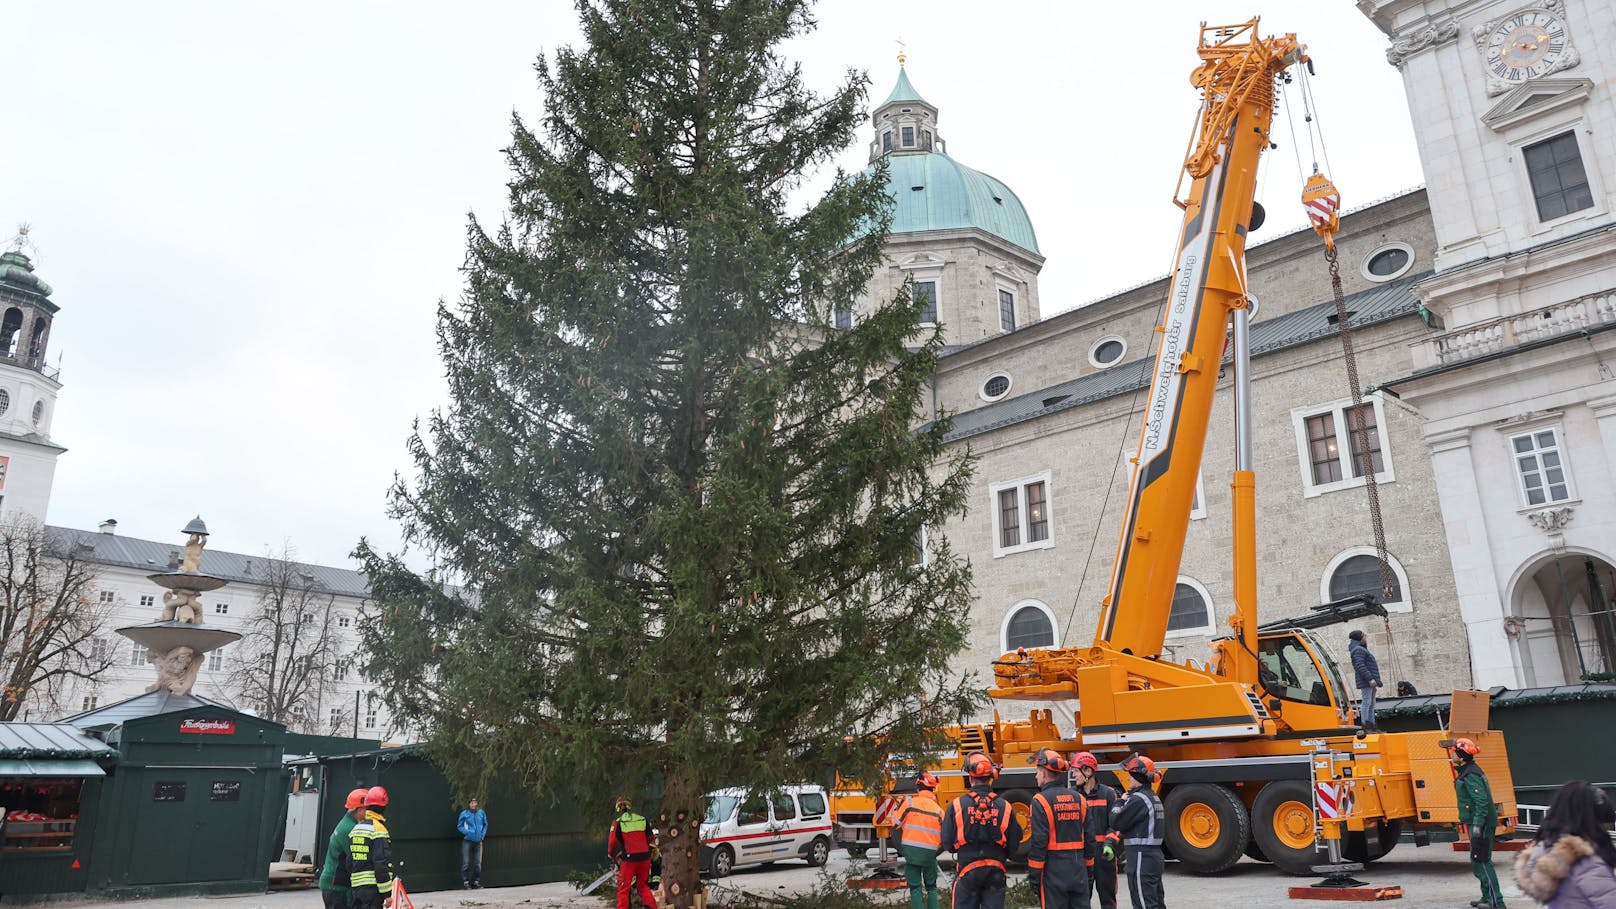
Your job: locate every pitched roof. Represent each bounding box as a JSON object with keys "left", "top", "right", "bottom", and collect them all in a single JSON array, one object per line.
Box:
[
  {"left": 881, "top": 66, "right": 929, "bottom": 108},
  {"left": 56, "top": 689, "right": 235, "bottom": 728},
  {"left": 46, "top": 525, "right": 372, "bottom": 598},
  {"left": 942, "top": 271, "right": 1428, "bottom": 443},
  {"left": 0, "top": 722, "right": 117, "bottom": 759}
]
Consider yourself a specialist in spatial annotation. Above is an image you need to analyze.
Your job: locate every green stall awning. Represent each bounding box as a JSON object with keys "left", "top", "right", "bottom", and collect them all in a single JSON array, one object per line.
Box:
[{"left": 0, "top": 758, "right": 106, "bottom": 777}]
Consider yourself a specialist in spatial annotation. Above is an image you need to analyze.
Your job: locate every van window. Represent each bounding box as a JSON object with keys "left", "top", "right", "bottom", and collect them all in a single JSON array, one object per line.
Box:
[
  {"left": 737, "top": 796, "right": 770, "bottom": 826},
  {"left": 772, "top": 793, "right": 797, "bottom": 821},
  {"left": 799, "top": 792, "right": 827, "bottom": 816},
  {"left": 704, "top": 795, "right": 738, "bottom": 824}
]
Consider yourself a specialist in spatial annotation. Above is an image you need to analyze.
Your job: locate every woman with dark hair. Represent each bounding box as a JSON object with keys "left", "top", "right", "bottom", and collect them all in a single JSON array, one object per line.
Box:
[{"left": 1515, "top": 780, "right": 1616, "bottom": 908}]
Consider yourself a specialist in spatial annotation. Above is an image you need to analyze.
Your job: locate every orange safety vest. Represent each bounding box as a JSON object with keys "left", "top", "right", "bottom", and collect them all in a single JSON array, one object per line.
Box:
[
  {"left": 950, "top": 790, "right": 1012, "bottom": 849},
  {"left": 897, "top": 791, "right": 943, "bottom": 851},
  {"left": 1027, "top": 790, "right": 1086, "bottom": 869}
]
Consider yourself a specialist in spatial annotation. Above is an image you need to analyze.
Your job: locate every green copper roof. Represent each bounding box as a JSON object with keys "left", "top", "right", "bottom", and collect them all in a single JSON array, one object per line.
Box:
[
  {"left": 863, "top": 153, "right": 1040, "bottom": 255},
  {"left": 881, "top": 66, "right": 929, "bottom": 108}
]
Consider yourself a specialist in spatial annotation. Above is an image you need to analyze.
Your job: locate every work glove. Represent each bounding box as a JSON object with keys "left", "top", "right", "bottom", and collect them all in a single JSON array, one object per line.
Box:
[{"left": 1102, "top": 844, "right": 1116, "bottom": 862}]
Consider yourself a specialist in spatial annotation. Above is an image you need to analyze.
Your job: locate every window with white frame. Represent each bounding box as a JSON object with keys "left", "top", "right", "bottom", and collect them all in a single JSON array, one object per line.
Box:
[
  {"left": 1190, "top": 472, "right": 1207, "bottom": 520},
  {"left": 1166, "top": 579, "right": 1214, "bottom": 636},
  {"left": 337, "top": 616, "right": 351, "bottom": 629},
  {"left": 998, "top": 288, "right": 1016, "bottom": 332},
  {"left": 129, "top": 643, "right": 147, "bottom": 666},
  {"left": 82, "top": 695, "right": 98, "bottom": 712},
  {"left": 912, "top": 281, "right": 938, "bottom": 324},
  {"left": 1322, "top": 547, "right": 1411, "bottom": 612},
  {"left": 834, "top": 307, "right": 852, "bottom": 331},
  {"left": 990, "top": 472, "right": 1054, "bottom": 557},
  {"left": 98, "top": 590, "right": 115, "bottom": 605},
  {"left": 91, "top": 637, "right": 110, "bottom": 662},
  {"left": 334, "top": 662, "right": 350, "bottom": 682},
  {"left": 139, "top": 594, "right": 154, "bottom": 608},
  {"left": 1001, "top": 600, "right": 1058, "bottom": 651},
  {"left": 1524, "top": 131, "right": 1594, "bottom": 222},
  {"left": 215, "top": 603, "right": 229, "bottom": 615},
  {"left": 364, "top": 700, "right": 378, "bottom": 730},
  {"left": 1510, "top": 428, "right": 1574, "bottom": 507},
  {"left": 330, "top": 707, "right": 345, "bottom": 730},
  {"left": 207, "top": 650, "right": 224, "bottom": 671},
  {"left": 1293, "top": 397, "right": 1394, "bottom": 496}
]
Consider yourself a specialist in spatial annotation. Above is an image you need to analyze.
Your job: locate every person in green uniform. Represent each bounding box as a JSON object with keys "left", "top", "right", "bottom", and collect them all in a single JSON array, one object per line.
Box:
[
  {"left": 894, "top": 771, "right": 944, "bottom": 909},
  {"left": 1452, "top": 738, "right": 1504, "bottom": 909},
  {"left": 319, "top": 789, "right": 370, "bottom": 909}
]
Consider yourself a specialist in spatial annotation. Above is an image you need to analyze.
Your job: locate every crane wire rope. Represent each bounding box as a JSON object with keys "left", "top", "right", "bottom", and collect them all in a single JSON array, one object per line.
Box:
[{"left": 1298, "top": 63, "right": 1410, "bottom": 691}]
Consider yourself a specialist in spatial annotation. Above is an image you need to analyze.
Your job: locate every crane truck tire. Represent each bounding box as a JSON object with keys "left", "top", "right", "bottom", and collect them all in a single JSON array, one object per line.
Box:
[
  {"left": 1163, "top": 784, "right": 1250, "bottom": 873},
  {"left": 1343, "top": 819, "right": 1402, "bottom": 864},
  {"left": 999, "top": 788, "right": 1036, "bottom": 864},
  {"left": 1250, "top": 781, "right": 1321, "bottom": 875}
]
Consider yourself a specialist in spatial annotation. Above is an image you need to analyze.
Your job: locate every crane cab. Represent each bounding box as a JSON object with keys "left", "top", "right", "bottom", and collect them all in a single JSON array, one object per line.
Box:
[{"left": 1254, "top": 629, "right": 1354, "bottom": 731}]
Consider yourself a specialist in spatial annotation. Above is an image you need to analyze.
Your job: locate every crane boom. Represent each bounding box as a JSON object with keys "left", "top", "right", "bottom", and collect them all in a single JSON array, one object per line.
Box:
[{"left": 1096, "top": 22, "right": 1302, "bottom": 683}]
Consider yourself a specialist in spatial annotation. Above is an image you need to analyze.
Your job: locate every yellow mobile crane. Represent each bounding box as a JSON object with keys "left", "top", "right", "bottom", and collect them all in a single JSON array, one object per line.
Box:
[{"left": 892, "top": 20, "right": 1514, "bottom": 876}]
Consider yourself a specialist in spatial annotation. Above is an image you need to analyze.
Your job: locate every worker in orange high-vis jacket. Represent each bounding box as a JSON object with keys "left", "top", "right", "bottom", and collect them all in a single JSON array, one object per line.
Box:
[
  {"left": 1029, "top": 748, "right": 1089, "bottom": 909},
  {"left": 607, "top": 797, "right": 657, "bottom": 909},
  {"left": 937, "top": 752, "right": 1022, "bottom": 909},
  {"left": 894, "top": 771, "right": 944, "bottom": 909},
  {"left": 1072, "top": 752, "right": 1121, "bottom": 909}
]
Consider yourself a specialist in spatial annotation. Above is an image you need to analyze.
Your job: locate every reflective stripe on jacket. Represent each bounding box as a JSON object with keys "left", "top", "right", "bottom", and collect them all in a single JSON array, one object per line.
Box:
[
  {"left": 1111, "top": 788, "right": 1164, "bottom": 847},
  {"left": 896, "top": 791, "right": 943, "bottom": 852},
  {"left": 609, "top": 812, "right": 655, "bottom": 862},
  {"left": 948, "top": 790, "right": 1012, "bottom": 849},
  {"left": 349, "top": 811, "right": 394, "bottom": 894},
  {"left": 1028, "top": 783, "right": 1086, "bottom": 870}
]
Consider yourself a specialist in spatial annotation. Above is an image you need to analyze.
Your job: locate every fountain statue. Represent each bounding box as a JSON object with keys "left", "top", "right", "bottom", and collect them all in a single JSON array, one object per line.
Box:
[{"left": 115, "top": 517, "right": 241, "bottom": 696}]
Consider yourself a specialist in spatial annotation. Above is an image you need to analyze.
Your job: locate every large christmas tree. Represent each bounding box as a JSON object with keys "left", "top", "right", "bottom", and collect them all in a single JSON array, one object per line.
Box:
[{"left": 355, "top": 1, "right": 977, "bottom": 901}]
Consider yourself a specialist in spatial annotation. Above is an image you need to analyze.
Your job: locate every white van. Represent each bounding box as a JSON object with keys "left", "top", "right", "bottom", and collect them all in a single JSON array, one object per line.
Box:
[{"left": 699, "top": 784, "right": 834, "bottom": 877}]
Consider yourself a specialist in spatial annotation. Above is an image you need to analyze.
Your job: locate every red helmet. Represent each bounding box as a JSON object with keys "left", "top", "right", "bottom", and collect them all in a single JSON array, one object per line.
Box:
[
  {"left": 364, "top": 785, "right": 389, "bottom": 808},
  {"left": 1071, "top": 752, "right": 1100, "bottom": 772},
  {"left": 345, "top": 788, "right": 369, "bottom": 810},
  {"left": 1122, "top": 753, "right": 1158, "bottom": 782},
  {"left": 964, "top": 751, "right": 998, "bottom": 780},
  {"left": 915, "top": 771, "right": 939, "bottom": 791},
  {"left": 1034, "top": 747, "right": 1068, "bottom": 773},
  {"left": 1453, "top": 738, "right": 1481, "bottom": 758}
]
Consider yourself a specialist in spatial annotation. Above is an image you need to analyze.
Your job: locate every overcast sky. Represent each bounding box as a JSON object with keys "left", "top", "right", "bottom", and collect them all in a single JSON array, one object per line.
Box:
[{"left": 0, "top": 1, "right": 1421, "bottom": 569}]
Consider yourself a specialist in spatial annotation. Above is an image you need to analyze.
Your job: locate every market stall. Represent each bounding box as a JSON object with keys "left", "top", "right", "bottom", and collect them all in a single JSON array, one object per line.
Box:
[{"left": 0, "top": 723, "right": 118, "bottom": 896}]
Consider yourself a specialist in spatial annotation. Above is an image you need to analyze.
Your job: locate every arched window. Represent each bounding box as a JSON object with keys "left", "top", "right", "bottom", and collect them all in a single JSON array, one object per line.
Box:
[
  {"left": 0, "top": 308, "right": 21, "bottom": 357},
  {"left": 1002, "top": 600, "right": 1058, "bottom": 652},
  {"left": 1325, "top": 549, "right": 1409, "bottom": 610},
  {"left": 28, "top": 318, "right": 46, "bottom": 361},
  {"left": 1167, "top": 579, "right": 1214, "bottom": 636}
]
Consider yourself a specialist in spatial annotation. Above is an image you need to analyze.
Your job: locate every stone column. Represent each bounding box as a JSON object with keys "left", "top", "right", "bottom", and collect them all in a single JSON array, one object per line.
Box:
[
  {"left": 1427, "top": 428, "right": 1519, "bottom": 688},
  {"left": 1589, "top": 395, "right": 1616, "bottom": 485}
]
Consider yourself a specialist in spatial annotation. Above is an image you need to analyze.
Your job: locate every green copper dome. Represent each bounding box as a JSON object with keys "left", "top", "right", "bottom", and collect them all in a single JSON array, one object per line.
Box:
[{"left": 863, "top": 153, "right": 1040, "bottom": 255}]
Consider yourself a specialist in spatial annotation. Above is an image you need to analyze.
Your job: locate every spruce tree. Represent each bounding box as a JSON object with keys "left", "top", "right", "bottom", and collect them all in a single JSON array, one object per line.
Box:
[{"left": 354, "top": 1, "right": 977, "bottom": 901}]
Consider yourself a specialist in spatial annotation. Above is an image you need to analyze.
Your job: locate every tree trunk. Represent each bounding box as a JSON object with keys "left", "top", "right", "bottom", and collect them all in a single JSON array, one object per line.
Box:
[{"left": 658, "top": 768, "right": 705, "bottom": 909}]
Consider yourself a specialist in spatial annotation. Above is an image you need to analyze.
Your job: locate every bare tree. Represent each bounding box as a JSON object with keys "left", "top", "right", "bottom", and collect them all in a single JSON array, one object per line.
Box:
[
  {"left": 231, "top": 544, "right": 342, "bottom": 733},
  {"left": 0, "top": 517, "right": 116, "bottom": 720}
]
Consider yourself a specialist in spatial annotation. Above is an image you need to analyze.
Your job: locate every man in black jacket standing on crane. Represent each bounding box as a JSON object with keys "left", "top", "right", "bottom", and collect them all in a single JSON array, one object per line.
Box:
[{"left": 1349, "top": 629, "right": 1382, "bottom": 730}]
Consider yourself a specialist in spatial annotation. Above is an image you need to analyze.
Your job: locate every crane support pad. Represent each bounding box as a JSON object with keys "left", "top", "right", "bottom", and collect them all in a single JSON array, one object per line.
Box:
[
  {"left": 846, "top": 878, "right": 908, "bottom": 890},
  {"left": 1287, "top": 884, "right": 1404, "bottom": 901}
]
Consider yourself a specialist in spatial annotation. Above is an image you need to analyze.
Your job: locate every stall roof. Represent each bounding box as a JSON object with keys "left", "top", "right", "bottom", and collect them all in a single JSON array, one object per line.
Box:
[
  {"left": 0, "top": 723, "right": 117, "bottom": 777},
  {"left": 1376, "top": 683, "right": 1616, "bottom": 718},
  {"left": 56, "top": 690, "right": 233, "bottom": 729}
]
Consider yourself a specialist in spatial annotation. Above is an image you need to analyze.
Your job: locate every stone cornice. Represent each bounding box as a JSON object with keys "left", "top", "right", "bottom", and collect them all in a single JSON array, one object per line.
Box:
[{"left": 1386, "top": 17, "right": 1461, "bottom": 67}]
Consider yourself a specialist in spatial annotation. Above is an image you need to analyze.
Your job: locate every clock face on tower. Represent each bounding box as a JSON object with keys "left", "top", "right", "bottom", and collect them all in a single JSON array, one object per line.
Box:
[{"left": 1483, "top": 8, "right": 1568, "bottom": 82}]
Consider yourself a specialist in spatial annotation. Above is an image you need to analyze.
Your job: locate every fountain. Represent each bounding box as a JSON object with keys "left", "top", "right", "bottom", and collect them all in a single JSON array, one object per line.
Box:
[{"left": 115, "top": 517, "right": 241, "bottom": 696}]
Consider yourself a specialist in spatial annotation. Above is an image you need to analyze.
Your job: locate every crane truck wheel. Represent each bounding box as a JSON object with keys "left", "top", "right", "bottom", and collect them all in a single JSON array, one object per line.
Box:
[
  {"left": 1343, "top": 819, "right": 1402, "bottom": 864},
  {"left": 1251, "top": 781, "right": 1321, "bottom": 875},
  {"left": 999, "top": 789, "right": 1036, "bottom": 864},
  {"left": 1162, "top": 784, "right": 1250, "bottom": 874}
]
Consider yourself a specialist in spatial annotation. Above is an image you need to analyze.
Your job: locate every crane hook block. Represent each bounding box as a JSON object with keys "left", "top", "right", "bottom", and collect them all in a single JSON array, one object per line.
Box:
[{"left": 1301, "top": 172, "right": 1341, "bottom": 251}]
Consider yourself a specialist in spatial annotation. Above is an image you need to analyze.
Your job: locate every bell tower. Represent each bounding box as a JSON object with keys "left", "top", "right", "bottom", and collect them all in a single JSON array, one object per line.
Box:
[{"left": 0, "top": 227, "right": 66, "bottom": 522}]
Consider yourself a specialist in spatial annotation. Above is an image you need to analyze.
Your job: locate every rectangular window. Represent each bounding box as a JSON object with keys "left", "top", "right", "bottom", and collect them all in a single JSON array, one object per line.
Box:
[
  {"left": 991, "top": 473, "right": 1056, "bottom": 556},
  {"left": 330, "top": 707, "right": 344, "bottom": 729},
  {"left": 337, "top": 616, "right": 351, "bottom": 629},
  {"left": 912, "top": 281, "right": 938, "bottom": 324},
  {"left": 1512, "top": 428, "right": 1573, "bottom": 506},
  {"left": 882, "top": 131, "right": 892, "bottom": 152},
  {"left": 834, "top": 307, "right": 852, "bottom": 331},
  {"left": 207, "top": 650, "right": 223, "bottom": 671},
  {"left": 1524, "top": 132, "right": 1594, "bottom": 222},
  {"left": 130, "top": 644, "right": 147, "bottom": 666},
  {"left": 214, "top": 603, "right": 229, "bottom": 614},
  {"left": 998, "top": 289, "right": 1016, "bottom": 332},
  {"left": 921, "top": 129, "right": 933, "bottom": 150},
  {"left": 902, "top": 126, "right": 915, "bottom": 147},
  {"left": 139, "top": 595, "right": 154, "bottom": 608},
  {"left": 364, "top": 709, "right": 377, "bottom": 730},
  {"left": 91, "top": 638, "right": 110, "bottom": 661},
  {"left": 1294, "top": 397, "right": 1393, "bottom": 496},
  {"left": 82, "top": 695, "right": 97, "bottom": 711},
  {"left": 334, "top": 663, "right": 349, "bottom": 681},
  {"left": 98, "top": 591, "right": 115, "bottom": 605}
]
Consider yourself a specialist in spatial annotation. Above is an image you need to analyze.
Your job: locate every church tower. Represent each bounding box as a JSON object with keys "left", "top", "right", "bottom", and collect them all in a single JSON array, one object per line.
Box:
[
  {"left": 0, "top": 233, "right": 66, "bottom": 522},
  {"left": 1359, "top": 0, "right": 1616, "bottom": 689},
  {"left": 851, "top": 62, "right": 1046, "bottom": 345}
]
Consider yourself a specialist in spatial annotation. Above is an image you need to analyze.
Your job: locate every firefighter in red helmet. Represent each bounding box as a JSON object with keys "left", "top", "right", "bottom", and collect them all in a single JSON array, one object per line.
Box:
[
  {"left": 1028, "top": 748, "right": 1087, "bottom": 909},
  {"left": 1073, "top": 752, "right": 1121, "bottom": 909},
  {"left": 937, "top": 752, "right": 1021, "bottom": 909}
]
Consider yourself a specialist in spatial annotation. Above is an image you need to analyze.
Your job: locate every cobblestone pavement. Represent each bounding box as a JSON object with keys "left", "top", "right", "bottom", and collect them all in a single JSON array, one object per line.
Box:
[{"left": 29, "top": 847, "right": 1528, "bottom": 909}]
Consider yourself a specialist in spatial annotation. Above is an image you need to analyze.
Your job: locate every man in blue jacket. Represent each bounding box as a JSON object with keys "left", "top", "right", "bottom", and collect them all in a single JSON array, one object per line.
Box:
[
  {"left": 457, "top": 797, "right": 489, "bottom": 888},
  {"left": 1348, "top": 630, "right": 1382, "bottom": 730}
]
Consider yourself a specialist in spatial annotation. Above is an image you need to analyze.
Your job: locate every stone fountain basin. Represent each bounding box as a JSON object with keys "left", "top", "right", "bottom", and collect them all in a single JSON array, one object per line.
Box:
[{"left": 116, "top": 621, "right": 242, "bottom": 654}]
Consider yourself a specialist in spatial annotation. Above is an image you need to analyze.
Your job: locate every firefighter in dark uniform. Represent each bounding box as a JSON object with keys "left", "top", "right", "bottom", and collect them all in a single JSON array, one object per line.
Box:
[
  {"left": 1110, "top": 754, "right": 1165, "bottom": 909},
  {"left": 1029, "top": 747, "right": 1089, "bottom": 909},
  {"left": 1072, "top": 752, "right": 1121, "bottom": 909},
  {"left": 938, "top": 752, "right": 1022, "bottom": 909},
  {"left": 348, "top": 786, "right": 394, "bottom": 909}
]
